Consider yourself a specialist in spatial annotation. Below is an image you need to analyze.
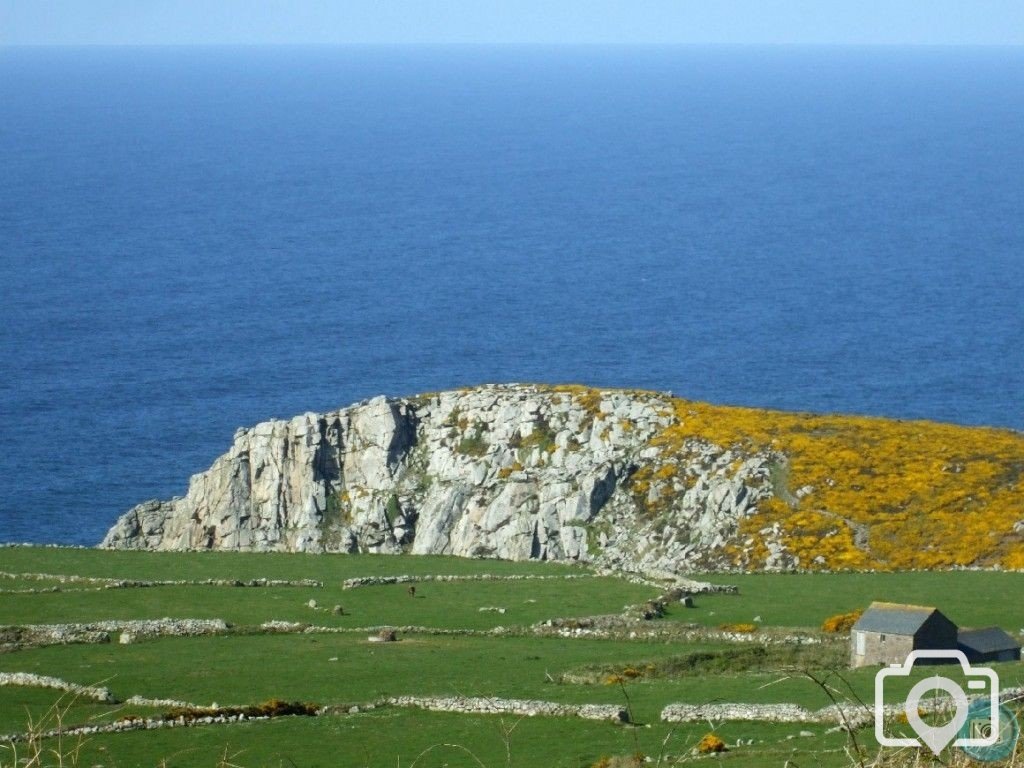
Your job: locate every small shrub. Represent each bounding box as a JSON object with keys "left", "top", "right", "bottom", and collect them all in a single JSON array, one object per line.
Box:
[
  {"left": 637, "top": 599, "right": 667, "bottom": 620},
  {"left": 443, "top": 407, "right": 462, "bottom": 427},
  {"left": 654, "top": 462, "right": 676, "bottom": 480},
  {"left": 697, "top": 733, "right": 727, "bottom": 754},
  {"left": 719, "top": 622, "right": 758, "bottom": 633},
  {"left": 896, "top": 707, "right": 925, "bottom": 724},
  {"left": 515, "top": 418, "right": 557, "bottom": 454},
  {"left": 255, "top": 698, "right": 318, "bottom": 717},
  {"left": 163, "top": 699, "right": 318, "bottom": 723},
  {"left": 456, "top": 424, "right": 489, "bottom": 456},
  {"left": 497, "top": 461, "right": 524, "bottom": 479},
  {"left": 384, "top": 494, "right": 401, "bottom": 524},
  {"left": 822, "top": 609, "right": 863, "bottom": 633}
]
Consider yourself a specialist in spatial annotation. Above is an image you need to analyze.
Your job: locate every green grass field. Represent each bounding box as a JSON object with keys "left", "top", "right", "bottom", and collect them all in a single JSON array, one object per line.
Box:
[
  {"left": 1, "top": 547, "right": 1023, "bottom": 767},
  {"left": 0, "top": 577, "right": 656, "bottom": 630},
  {"left": 680, "top": 571, "right": 1024, "bottom": 631},
  {"left": 5, "top": 710, "right": 857, "bottom": 768}
]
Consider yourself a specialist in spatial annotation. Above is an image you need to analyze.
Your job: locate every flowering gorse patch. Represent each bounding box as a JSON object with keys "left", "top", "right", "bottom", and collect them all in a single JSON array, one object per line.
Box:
[{"left": 650, "top": 398, "right": 1024, "bottom": 570}]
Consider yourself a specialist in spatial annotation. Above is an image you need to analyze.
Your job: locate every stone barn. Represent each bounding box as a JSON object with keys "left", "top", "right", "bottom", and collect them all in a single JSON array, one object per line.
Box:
[
  {"left": 958, "top": 627, "right": 1022, "bottom": 663},
  {"left": 850, "top": 602, "right": 958, "bottom": 668}
]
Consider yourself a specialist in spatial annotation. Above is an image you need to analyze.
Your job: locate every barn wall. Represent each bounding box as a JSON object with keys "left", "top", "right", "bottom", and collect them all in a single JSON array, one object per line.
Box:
[
  {"left": 850, "top": 631, "right": 915, "bottom": 668},
  {"left": 916, "top": 612, "right": 959, "bottom": 651}
]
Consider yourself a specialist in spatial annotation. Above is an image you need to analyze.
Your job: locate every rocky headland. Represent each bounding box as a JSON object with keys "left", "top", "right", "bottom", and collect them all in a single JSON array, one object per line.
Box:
[{"left": 102, "top": 384, "right": 1024, "bottom": 574}]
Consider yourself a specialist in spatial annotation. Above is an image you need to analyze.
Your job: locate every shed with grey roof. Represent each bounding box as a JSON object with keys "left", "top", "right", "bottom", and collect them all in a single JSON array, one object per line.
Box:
[
  {"left": 958, "top": 627, "right": 1021, "bottom": 663},
  {"left": 850, "top": 602, "right": 958, "bottom": 668}
]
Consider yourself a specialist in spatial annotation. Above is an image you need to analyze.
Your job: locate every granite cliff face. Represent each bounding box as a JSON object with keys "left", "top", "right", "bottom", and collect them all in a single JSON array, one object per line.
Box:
[
  {"left": 102, "top": 383, "right": 1024, "bottom": 572},
  {"left": 101, "top": 385, "right": 780, "bottom": 572}
]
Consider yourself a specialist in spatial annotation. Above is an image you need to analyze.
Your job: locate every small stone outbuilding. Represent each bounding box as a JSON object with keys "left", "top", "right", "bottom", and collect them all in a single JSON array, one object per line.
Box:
[
  {"left": 850, "top": 602, "right": 958, "bottom": 668},
  {"left": 958, "top": 627, "right": 1022, "bottom": 663}
]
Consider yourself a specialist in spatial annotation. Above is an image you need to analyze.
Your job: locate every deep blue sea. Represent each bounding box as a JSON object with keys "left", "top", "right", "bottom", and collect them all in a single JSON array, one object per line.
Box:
[{"left": 1, "top": 46, "right": 1022, "bottom": 545}]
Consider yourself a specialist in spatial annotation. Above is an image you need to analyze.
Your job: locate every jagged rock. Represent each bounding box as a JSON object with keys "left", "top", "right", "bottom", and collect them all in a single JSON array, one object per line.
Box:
[{"left": 101, "top": 385, "right": 779, "bottom": 574}]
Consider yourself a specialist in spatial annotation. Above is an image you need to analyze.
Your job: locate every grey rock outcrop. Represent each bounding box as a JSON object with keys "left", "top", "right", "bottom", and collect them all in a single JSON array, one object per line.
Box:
[{"left": 101, "top": 384, "right": 779, "bottom": 573}]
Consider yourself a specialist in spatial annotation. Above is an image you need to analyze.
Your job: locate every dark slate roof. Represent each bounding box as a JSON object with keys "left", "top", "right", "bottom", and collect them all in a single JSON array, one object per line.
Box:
[
  {"left": 958, "top": 627, "right": 1021, "bottom": 654},
  {"left": 852, "top": 602, "right": 945, "bottom": 636}
]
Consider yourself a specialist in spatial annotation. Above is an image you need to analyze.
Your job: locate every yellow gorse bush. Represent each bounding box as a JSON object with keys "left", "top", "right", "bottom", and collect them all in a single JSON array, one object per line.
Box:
[
  {"left": 697, "top": 733, "right": 727, "bottom": 754},
  {"left": 822, "top": 609, "right": 864, "bottom": 633},
  {"left": 719, "top": 622, "right": 759, "bottom": 633},
  {"left": 652, "top": 397, "right": 1024, "bottom": 571}
]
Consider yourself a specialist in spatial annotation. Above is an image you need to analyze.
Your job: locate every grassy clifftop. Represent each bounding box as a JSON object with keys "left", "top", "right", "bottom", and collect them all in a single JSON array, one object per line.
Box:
[{"left": 618, "top": 389, "right": 1024, "bottom": 571}]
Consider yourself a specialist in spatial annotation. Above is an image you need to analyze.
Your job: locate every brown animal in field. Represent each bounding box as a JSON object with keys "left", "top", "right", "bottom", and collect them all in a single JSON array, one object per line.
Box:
[{"left": 408, "top": 585, "right": 416, "bottom": 598}]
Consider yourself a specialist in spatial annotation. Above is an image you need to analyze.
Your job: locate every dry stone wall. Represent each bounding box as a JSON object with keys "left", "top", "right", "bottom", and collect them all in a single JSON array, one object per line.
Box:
[
  {"left": 384, "top": 695, "right": 629, "bottom": 722},
  {"left": 0, "top": 672, "right": 115, "bottom": 703},
  {"left": 0, "top": 618, "right": 229, "bottom": 651}
]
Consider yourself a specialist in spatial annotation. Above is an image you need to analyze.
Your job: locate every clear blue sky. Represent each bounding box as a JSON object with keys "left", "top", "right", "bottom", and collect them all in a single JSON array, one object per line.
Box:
[{"left": 2, "top": 0, "right": 1022, "bottom": 46}]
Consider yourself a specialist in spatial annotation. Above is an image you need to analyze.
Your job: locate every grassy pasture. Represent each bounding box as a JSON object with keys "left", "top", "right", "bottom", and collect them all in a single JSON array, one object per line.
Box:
[
  {"left": 0, "top": 548, "right": 580, "bottom": 582},
  {"left": 0, "top": 685, "right": 128, "bottom": 736},
  {"left": 0, "top": 634, "right": 731, "bottom": 710},
  {"left": 5, "top": 709, "right": 858, "bottom": 768},
  {"left": 0, "top": 577, "right": 654, "bottom": 630},
  {"left": 2, "top": 547, "right": 1024, "bottom": 767},
  {"left": 0, "top": 577, "right": 68, "bottom": 592},
  {"left": 677, "top": 570, "right": 1024, "bottom": 631},
  {"left": 8, "top": 634, "right": 1024, "bottom": 717}
]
